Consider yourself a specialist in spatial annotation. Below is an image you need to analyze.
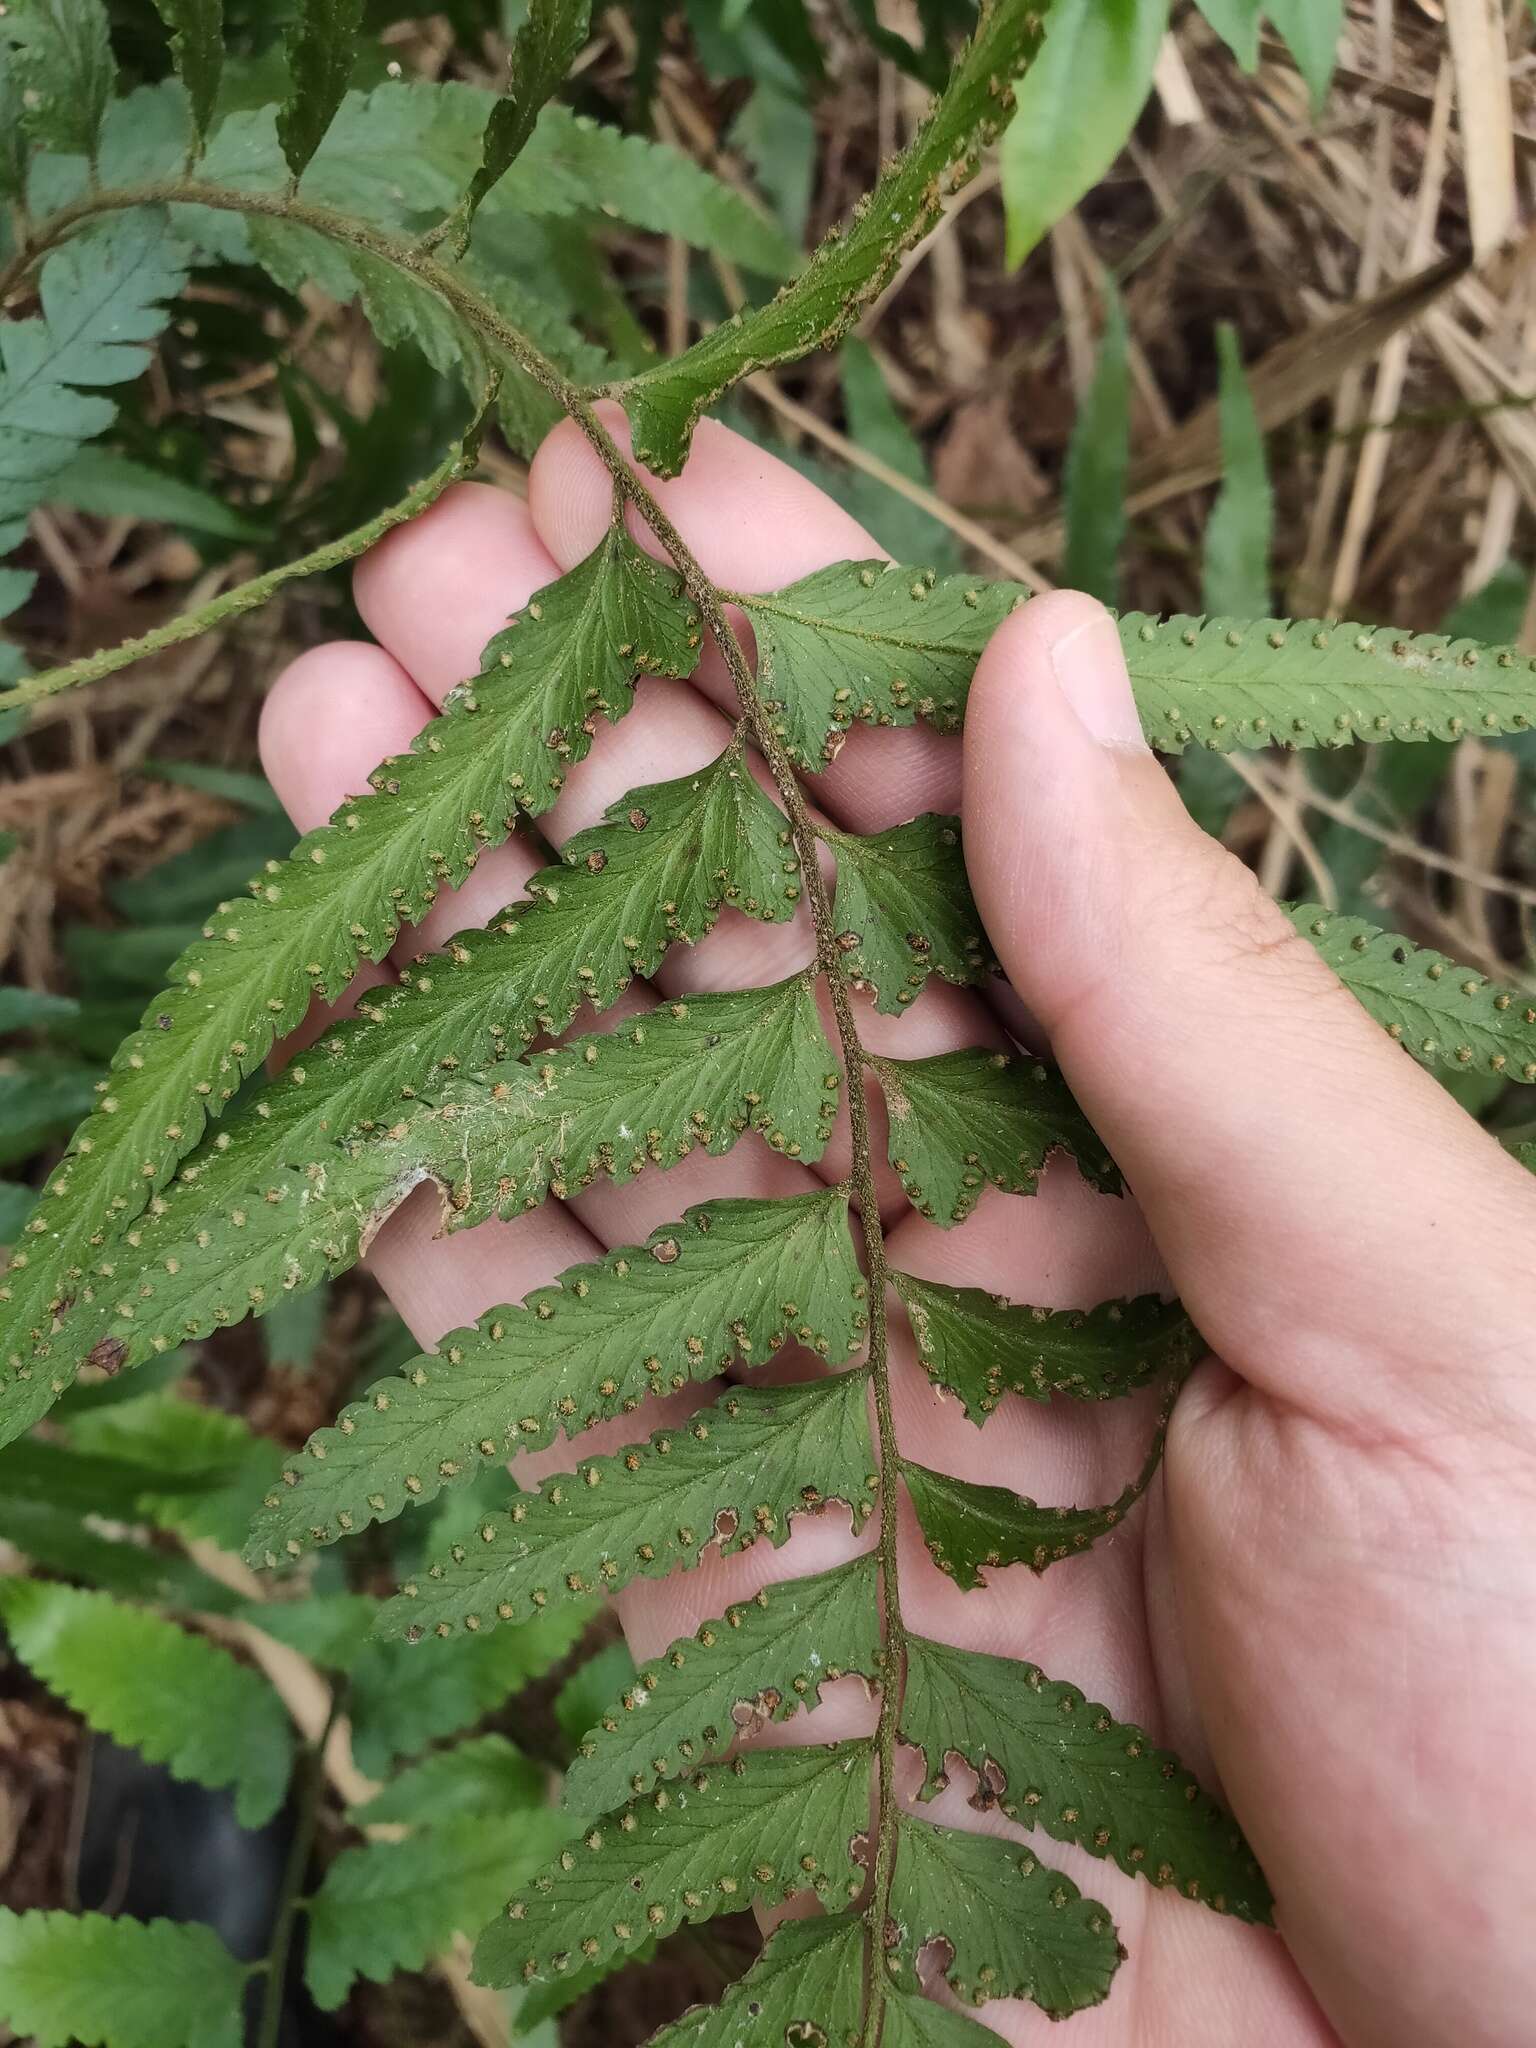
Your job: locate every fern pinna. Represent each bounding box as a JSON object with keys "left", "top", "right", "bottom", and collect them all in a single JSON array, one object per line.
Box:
[{"left": 6, "top": 0, "right": 1536, "bottom": 2039}]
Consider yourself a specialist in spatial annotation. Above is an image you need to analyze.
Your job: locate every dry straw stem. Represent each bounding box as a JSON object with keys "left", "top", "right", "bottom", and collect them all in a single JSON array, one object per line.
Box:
[{"left": 1443, "top": 0, "right": 1517, "bottom": 259}]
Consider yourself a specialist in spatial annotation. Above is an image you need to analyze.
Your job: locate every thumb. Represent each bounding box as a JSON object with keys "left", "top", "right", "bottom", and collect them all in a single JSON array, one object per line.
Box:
[{"left": 962, "top": 591, "right": 1536, "bottom": 1431}]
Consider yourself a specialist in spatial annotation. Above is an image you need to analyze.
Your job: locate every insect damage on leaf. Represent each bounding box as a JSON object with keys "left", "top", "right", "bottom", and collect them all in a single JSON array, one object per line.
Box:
[{"left": 9, "top": 2, "right": 1536, "bottom": 2041}]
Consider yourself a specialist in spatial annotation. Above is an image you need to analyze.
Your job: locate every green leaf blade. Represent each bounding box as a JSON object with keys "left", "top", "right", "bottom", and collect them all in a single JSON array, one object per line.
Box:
[
  {"left": 278, "top": 0, "right": 366, "bottom": 182},
  {"left": 0, "top": 211, "right": 188, "bottom": 554},
  {"left": 902, "top": 1633, "right": 1273, "bottom": 1921},
  {"left": 0, "top": 530, "right": 701, "bottom": 1424},
  {"left": 0, "top": 1910, "right": 247, "bottom": 2048},
  {"left": 1202, "top": 325, "right": 1272, "bottom": 618},
  {"left": 1289, "top": 904, "right": 1536, "bottom": 1082},
  {"left": 563, "top": 1554, "right": 884, "bottom": 1814},
  {"left": 1063, "top": 281, "right": 1130, "bottom": 606},
  {"left": 873, "top": 1047, "right": 1120, "bottom": 1226},
  {"left": 379, "top": 1373, "right": 878, "bottom": 1642},
  {"left": 1, "top": 0, "right": 116, "bottom": 161},
  {"left": 1125, "top": 613, "right": 1536, "bottom": 753},
  {"left": 0, "top": 1580, "right": 293, "bottom": 1825},
  {"left": 740, "top": 562, "right": 1024, "bottom": 773},
  {"left": 305, "top": 1814, "right": 571, "bottom": 2009},
  {"left": 245, "top": 1191, "right": 866, "bottom": 1565},
  {"left": 462, "top": 0, "right": 592, "bottom": 228},
  {"left": 892, "top": 1814, "right": 1121, "bottom": 2018},
  {"left": 826, "top": 815, "right": 994, "bottom": 1015},
  {"left": 1000, "top": 0, "right": 1166, "bottom": 267},
  {"left": 352, "top": 1732, "right": 546, "bottom": 1826},
  {"left": 618, "top": 0, "right": 1047, "bottom": 472},
  {"left": 477, "top": 1741, "right": 872, "bottom": 1987},
  {"left": 102, "top": 976, "right": 839, "bottom": 1387},
  {"left": 150, "top": 0, "right": 223, "bottom": 149},
  {"left": 895, "top": 1275, "right": 1197, "bottom": 1419}
]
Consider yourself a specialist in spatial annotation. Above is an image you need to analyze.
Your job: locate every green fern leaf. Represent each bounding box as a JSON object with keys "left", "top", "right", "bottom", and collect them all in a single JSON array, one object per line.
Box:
[
  {"left": 891, "top": 1814, "right": 1120, "bottom": 2018},
  {"left": 1288, "top": 904, "right": 1536, "bottom": 1081},
  {"left": 501, "top": 107, "right": 797, "bottom": 277},
  {"left": 98, "top": 743, "right": 798, "bottom": 1302},
  {"left": 99, "top": 976, "right": 839, "bottom": 1383},
  {"left": 872, "top": 1047, "right": 1120, "bottom": 1226},
  {"left": 200, "top": 84, "right": 796, "bottom": 276},
  {"left": 0, "top": 528, "right": 700, "bottom": 1422},
  {"left": 632, "top": 1911, "right": 864, "bottom": 2047},
  {"left": 617, "top": 0, "right": 1046, "bottom": 471},
  {"left": 882, "top": 1989, "right": 1011, "bottom": 2048},
  {"left": 825, "top": 816, "right": 995, "bottom": 1014},
  {"left": 64, "top": 1386, "right": 283, "bottom": 1549},
  {"left": 0, "top": 210, "right": 187, "bottom": 553},
  {"left": 895, "top": 1275, "right": 1197, "bottom": 1419},
  {"left": 736, "top": 562, "right": 1024, "bottom": 773},
  {"left": 352, "top": 1732, "right": 545, "bottom": 1826},
  {"left": 305, "top": 1813, "right": 571, "bottom": 2009},
  {"left": 245, "top": 1192, "right": 865, "bottom": 1565},
  {"left": 476, "top": 1741, "right": 872, "bottom": 1988},
  {"left": 1127, "top": 613, "right": 1536, "bottom": 752},
  {"left": 0, "top": 0, "right": 115, "bottom": 161},
  {"left": 461, "top": 0, "right": 592, "bottom": 229},
  {"left": 0, "top": 1580, "right": 293, "bottom": 1824},
  {"left": 903, "top": 1374, "right": 1180, "bottom": 1586},
  {"left": 563, "top": 1553, "right": 883, "bottom": 1814},
  {"left": 0, "top": 1910, "right": 247, "bottom": 2048},
  {"left": 378, "top": 1373, "right": 877, "bottom": 1641},
  {"left": 902, "top": 1633, "right": 1272, "bottom": 1919},
  {"left": 349, "top": 1604, "right": 595, "bottom": 1777},
  {"left": 149, "top": 0, "right": 222, "bottom": 149},
  {"left": 277, "top": 0, "right": 365, "bottom": 182}
]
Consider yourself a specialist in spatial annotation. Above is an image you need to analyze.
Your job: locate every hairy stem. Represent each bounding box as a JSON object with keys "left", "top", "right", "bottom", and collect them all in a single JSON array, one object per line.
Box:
[
  {"left": 568, "top": 398, "right": 906, "bottom": 2046},
  {"left": 255, "top": 1689, "right": 341, "bottom": 2048},
  {"left": 0, "top": 181, "right": 582, "bottom": 407},
  {"left": 0, "top": 411, "right": 493, "bottom": 716}
]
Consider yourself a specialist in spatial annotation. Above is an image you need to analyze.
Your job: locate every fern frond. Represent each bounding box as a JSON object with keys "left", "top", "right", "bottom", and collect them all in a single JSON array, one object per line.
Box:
[
  {"left": 632, "top": 1915, "right": 862, "bottom": 2047},
  {"left": 737, "top": 563, "right": 1025, "bottom": 772},
  {"left": 245, "top": 1193, "right": 865, "bottom": 1565},
  {"left": 351, "top": 1732, "right": 545, "bottom": 1826},
  {"left": 0, "top": 0, "right": 116, "bottom": 161},
  {"left": 903, "top": 1370, "right": 1184, "bottom": 1585},
  {"left": 476, "top": 1742, "right": 871, "bottom": 1987},
  {"left": 616, "top": 0, "right": 1046, "bottom": 470},
  {"left": 1127, "top": 613, "right": 1536, "bottom": 751},
  {"left": 0, "top": 1579, "right": 293, "bottom": 1825},
  {"left": 724, "top": 562, "right": 1536, "bottom": 765},
  {"left": 890, "top": 1814, "right": 1121, "bottom": 2018},
  {"left": 0, "top": 540, "right": 700, "bottom": 1415},
  {"left": 376, "top": 1372, "right": 878, "bottom": 1640},
  {"left": 902, "top": 1634, "right": 1272, "bottom": 1919},
  {"left": 0, "top": 1910, "right": 246, "bottom": 2048},
  {"left": 0, "top": 210, "right": 187, "bottom": 554},
  {"left": 305, "top": 1813, "right": 571, "bottom": 2009},
  {"left": 825, "top": 815, "right": 995, "bottom": 1013},
  {"left": 872, "top": 1047, "right": 1120, "bottom": 1224},
  {"left": 895, "top": 1276, "right": 1197, "bottom": 1418},
  {"left": 349, "top": 1603, "right": 595, "bottom": 1778},
  {"left": 563, "top": 1553, "right": 884, "bottom": 1814},
  {"left": 1288, "top": 903, "right": 1536, "bottom": 1079},
  {"left": 93, "top": 977, "right": 839, "bottom": 1385}
]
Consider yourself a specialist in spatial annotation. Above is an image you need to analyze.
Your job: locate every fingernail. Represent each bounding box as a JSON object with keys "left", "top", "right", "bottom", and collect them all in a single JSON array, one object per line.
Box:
[{"left": 1047, "top": 610, "right": 1147, "bottom": 753}]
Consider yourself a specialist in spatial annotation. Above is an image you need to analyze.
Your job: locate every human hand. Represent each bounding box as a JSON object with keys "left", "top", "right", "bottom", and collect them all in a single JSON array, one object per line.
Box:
[{"left": 258, "top": 409, "right": 1536, "bottom": 2048}]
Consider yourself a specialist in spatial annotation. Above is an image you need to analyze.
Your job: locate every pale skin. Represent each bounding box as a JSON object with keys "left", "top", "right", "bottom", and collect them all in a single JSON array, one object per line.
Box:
[{"left": 260, "top": 409, "right": 1536, "bottom": 2048}]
